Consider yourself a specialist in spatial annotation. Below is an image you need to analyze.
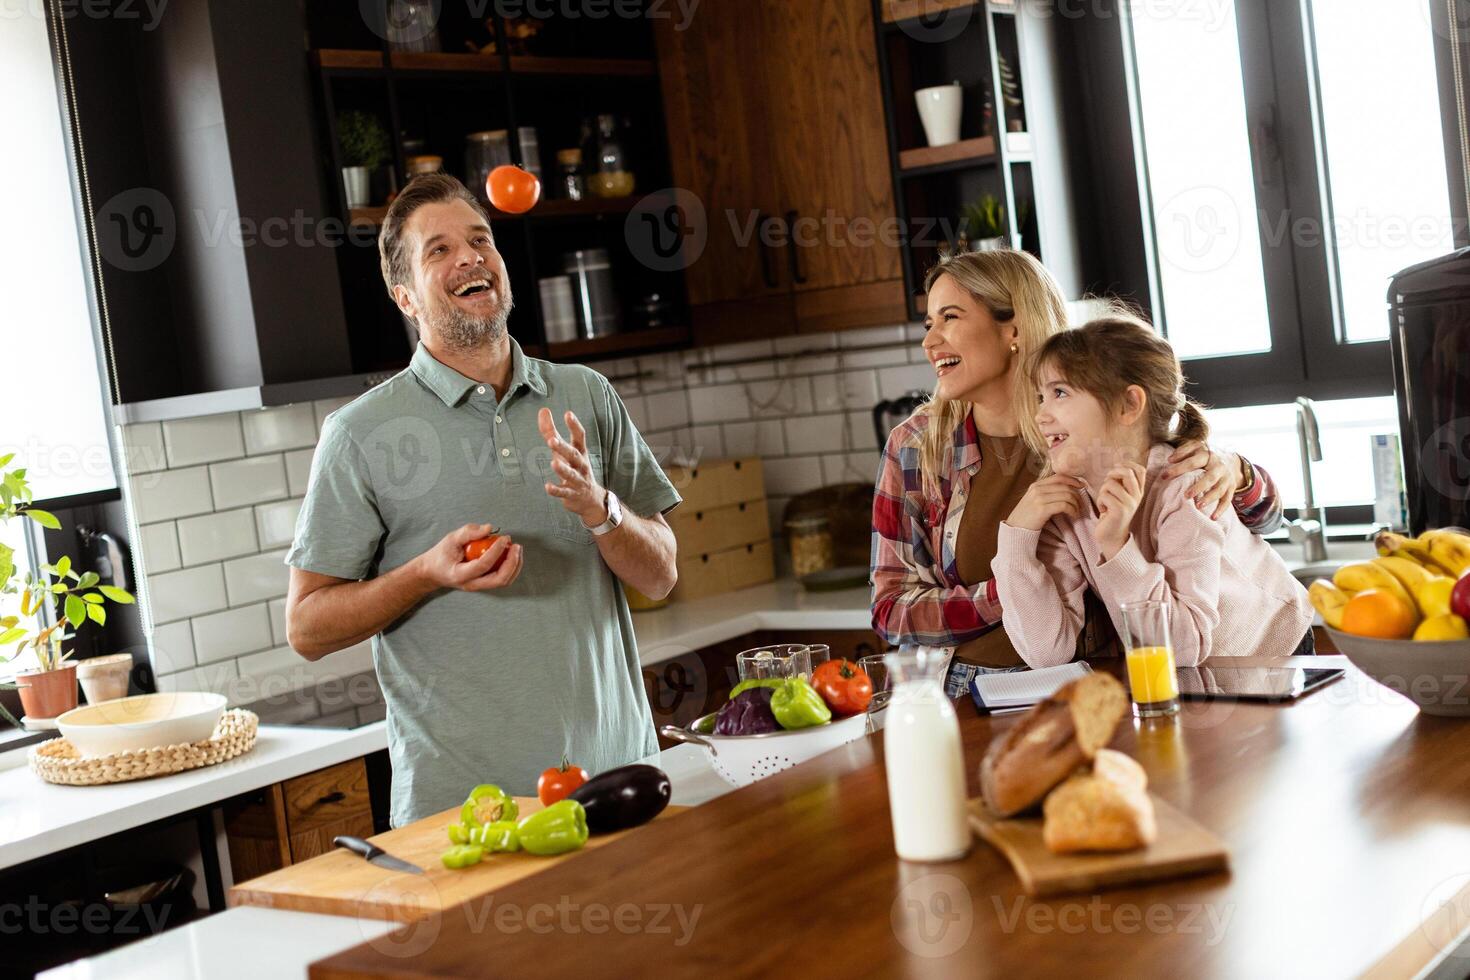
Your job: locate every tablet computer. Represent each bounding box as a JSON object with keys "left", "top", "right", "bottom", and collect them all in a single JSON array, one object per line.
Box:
[{"left": 1175, "top": 665, "right": 1344, "bottom": 702}]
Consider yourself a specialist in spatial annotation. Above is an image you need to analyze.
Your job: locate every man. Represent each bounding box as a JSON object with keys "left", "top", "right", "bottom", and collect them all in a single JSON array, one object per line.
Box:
[{"left": 284, "top": 173, "right": 680, "bottom": 826}]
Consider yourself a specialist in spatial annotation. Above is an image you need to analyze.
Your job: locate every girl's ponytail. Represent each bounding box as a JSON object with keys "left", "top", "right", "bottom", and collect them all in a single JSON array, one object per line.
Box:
[{"left": 1172, "top": 399, "right": 1211, "bottom": 446}]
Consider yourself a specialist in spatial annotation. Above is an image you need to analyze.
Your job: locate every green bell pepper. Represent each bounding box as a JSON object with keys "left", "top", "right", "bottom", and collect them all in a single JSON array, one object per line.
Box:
[
  {"left": 517, "top": 799, "right": 589, "bottom": 856},
  {"left": 770, "top": 677, "right": 832, "bottom": 730},
  {"left": 447, "top": 822, "right": 475, "bottom": 845},
  {"left": 728, "top": 677, "right": 786, "bottom": 700},
  {"left": 441, "top": 844, "right": 485, "bottom": 869},
  {"left": 475, "top": 820, "right": 521, "bottom": 853},
  {"left": 460, "top": 784, "right": 518, "bottom": 828}
]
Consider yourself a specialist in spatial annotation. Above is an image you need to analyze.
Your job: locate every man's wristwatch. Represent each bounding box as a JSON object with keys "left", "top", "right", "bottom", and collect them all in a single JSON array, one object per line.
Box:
[{"left": 587, "top": 489, "right": 623, "bottom": 536}]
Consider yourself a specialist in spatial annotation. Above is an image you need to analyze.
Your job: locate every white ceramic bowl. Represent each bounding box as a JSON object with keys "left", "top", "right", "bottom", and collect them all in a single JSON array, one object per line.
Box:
[
  {"left": 57, "top": 692, "right": 228, "bottom": 757},
  {"left": 1326, "top": 628, "right": 1470, "bottom": 717}
]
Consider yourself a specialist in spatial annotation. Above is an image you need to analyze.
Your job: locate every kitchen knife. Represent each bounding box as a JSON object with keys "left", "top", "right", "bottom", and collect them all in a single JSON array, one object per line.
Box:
[{"left": 333, "top": 835, "right": 424, "bottom": 874}]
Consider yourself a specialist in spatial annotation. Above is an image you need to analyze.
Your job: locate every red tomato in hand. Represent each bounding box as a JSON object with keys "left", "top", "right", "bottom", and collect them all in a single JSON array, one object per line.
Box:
[
  {"left": 538, "top": 756, "right": 589, "bottom": 806},
  {"left": 487, "top": 165, "right": 541, "bottom": 214},
  {"left": 811, "top": 659, "right": 874, "bottom": 717},
  {"left": 463, "top": 534, "right": 507, "bottom": 569}
]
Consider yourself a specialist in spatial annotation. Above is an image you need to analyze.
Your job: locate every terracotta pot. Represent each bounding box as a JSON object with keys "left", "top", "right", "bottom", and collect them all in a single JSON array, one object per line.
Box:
[
  {"left": 76, "top": 654, "right": 134, "bottom": 705},
  {"left": 15, "top": 665, "right": 79, "bottom": 720}
]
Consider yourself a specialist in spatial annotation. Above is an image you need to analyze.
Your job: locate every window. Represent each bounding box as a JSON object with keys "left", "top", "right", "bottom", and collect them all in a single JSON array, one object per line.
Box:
[
  {"left": 1305, "top": 0, "right": 1455, "bottom": 343},
  {"left": 1121, "top": 0, "right": 1457, "bottom": 401},
  {"left": 0, "top": 7, "right": 117, "bottom": 507},
  {"left": 1125, "top": 0, "right": 1273, "bottom": 359},
  {"left": 1207, "top": 396, "right": 1400, "bottom": 510}
]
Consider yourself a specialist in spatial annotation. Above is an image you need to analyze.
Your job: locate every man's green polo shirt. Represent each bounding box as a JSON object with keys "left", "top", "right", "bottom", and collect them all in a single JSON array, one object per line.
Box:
[{"left": 286, "top": 340, "right": 680, "bottom": 826}]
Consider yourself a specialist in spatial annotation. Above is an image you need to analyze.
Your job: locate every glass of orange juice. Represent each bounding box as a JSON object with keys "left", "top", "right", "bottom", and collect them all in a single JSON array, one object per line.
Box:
[{"left": 1119, "top": 599, "right": 1180, "bottom": 717}]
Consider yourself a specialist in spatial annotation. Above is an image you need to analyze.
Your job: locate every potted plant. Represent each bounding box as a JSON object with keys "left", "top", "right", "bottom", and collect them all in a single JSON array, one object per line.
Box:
[
  {"left": 961, "top": 194, "right": 1008, "bottom": 251},
  {"left": 0, "top": 455, "right": 134, "bottom": 727},
  {"left": 338, "top": 110, "right": 391, "bottom": 209}
]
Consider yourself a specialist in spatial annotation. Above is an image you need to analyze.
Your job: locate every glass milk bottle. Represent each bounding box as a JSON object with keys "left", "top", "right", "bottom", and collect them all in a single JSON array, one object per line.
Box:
[{"left": 883, "top": 647, "right": 972, "bottom": 862}]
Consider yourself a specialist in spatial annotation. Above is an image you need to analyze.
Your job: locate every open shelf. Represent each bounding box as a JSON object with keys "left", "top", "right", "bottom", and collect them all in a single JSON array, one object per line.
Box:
[
  {"left": 544, "top": 325, "right": 688, "bottom": 362},
  {"left": 881, "top": 0, "right": 979, "bottom": 25},
  {"left": 898, "top": 136, "right": 998, "bottom": 175},
  {"left": 349, "top": 196, "right": 635, "bottom": 229},
  {"left": 312, "top": 50, "right": 656, "bottom": 78}
]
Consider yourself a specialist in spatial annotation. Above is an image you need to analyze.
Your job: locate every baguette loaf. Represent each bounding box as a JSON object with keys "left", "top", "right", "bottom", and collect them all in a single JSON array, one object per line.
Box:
[
  {"left": 978, "top": 672, "right": 1128, "bottom": 817},
  {"left": 1042, "top": 748, "right": 1157, "bottom": 854}
]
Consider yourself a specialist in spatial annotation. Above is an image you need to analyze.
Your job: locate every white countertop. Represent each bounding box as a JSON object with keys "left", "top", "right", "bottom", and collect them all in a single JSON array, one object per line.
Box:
[
  {"left": 37, "top": 906, "right": 401, "bottom": 980},
  {"left": 0, "top": 722, "right": 389, "bottom": 871},
  {"left": 633, "top": 579, "right": 872, "bottom": 664}
]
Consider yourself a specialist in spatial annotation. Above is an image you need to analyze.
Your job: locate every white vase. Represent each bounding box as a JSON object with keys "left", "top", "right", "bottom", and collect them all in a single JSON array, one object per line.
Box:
[
  {"left": 915, "top": 83, "right": 963, "bottom": 147},
  {"left": 342, "top": 166, "right": 371, "bottom": 209}
]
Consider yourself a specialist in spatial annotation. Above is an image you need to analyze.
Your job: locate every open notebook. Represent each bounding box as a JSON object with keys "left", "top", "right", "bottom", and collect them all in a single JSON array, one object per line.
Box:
[{"left": 969, "top": 662, "right": 1093, "bottom": 713}]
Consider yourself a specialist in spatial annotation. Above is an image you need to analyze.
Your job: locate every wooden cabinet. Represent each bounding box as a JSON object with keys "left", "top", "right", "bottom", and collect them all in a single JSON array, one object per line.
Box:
[
  {"left": 223, "top": 758, "right": 375, "bottom": 884},
  {"left": 655, "top": 0, "right": 907, "bottom": 344}
]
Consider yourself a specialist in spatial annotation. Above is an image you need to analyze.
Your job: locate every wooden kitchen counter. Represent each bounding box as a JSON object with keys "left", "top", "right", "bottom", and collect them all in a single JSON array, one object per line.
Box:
[{"left": 312, "top": 660, "right": 1470, "bottom": 978}]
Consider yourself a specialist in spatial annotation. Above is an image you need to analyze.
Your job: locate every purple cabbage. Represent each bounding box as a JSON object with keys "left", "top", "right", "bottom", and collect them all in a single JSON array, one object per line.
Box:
[{"left": 713, "top": 687, "right": 780, "bottom": 736}]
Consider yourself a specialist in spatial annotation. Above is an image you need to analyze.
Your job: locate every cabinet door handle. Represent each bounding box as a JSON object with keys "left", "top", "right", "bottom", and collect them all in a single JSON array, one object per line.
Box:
[
  {"left": 316, "top": 791, "right": 346, "bottom": 807},
  {"left": 757, "top": 211, "right": 778, "bottom": 288},
  {"left": 784, "top": 210, "right": 807, "bottom": 284}
]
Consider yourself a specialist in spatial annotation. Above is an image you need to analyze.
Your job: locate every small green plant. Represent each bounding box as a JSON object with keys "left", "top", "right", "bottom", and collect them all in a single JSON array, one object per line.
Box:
[
  {"left": 0, "top": 455, "right": 134, "bottom": 727},
  {"left": 338, "top": 110, "right": 391, "bottom": 170},
  {"left": 962, "top": 194, "right": 1007, "bottom": 241}
]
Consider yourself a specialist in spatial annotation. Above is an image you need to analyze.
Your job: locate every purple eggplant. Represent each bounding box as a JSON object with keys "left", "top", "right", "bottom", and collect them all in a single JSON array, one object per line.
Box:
[
  {"left": 713, "top": 686, "right": 780, "bottom": 736},
  {"left": 568, "top": 764, "right": 671, "bottom": 834}
]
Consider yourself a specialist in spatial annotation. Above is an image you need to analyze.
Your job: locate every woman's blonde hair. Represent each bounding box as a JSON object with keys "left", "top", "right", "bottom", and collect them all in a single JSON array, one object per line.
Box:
[
  {"left": 1023, "top": 310, "right": 1210, "bottom": 457},
  {"left": 915, "top": 250, "right": 1069, "bottom": 496}
]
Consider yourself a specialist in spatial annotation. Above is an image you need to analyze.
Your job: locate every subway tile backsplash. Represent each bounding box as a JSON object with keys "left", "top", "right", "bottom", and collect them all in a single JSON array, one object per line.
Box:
[{"left": 119, "top": 324, "right": 923, "bottom": 705}]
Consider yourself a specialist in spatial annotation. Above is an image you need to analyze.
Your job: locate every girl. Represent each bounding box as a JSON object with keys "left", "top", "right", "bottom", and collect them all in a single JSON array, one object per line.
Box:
[
  {"left": 871, "top": 249, "right": 1287, "bottom": 697},
  {"left": 994, "top": 313, "right": 1313, "bottom": 667}
]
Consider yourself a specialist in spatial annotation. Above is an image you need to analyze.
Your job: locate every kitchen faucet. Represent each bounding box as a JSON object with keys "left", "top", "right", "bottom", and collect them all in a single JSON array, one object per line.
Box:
[{"left": 1286, "top": 396, "right": 1328, "bottom": 563}]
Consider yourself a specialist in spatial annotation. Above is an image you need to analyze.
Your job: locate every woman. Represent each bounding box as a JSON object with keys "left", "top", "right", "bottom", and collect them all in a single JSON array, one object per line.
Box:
[{"left": 870, "top": 250, "right": 1283, "bottom": 697}]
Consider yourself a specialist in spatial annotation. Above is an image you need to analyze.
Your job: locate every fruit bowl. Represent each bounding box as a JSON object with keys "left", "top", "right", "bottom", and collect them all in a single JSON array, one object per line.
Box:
[{"left": 1326, "top": 628, "right": 1470, "bottom": 717}]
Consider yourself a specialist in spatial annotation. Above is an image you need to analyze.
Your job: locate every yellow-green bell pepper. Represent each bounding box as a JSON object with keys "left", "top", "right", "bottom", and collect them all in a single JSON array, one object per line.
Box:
[
  {"left": 441, "top": 844, "right": 485, "bottom": 869},
  {"left": 475, "top": 820, "right": 521, "bottom": 852},
  {"left": 770, "top": 677, "right": 831, "bottom": 729},
  {"left": 460, "top": 784, "right": 518, "bottom": 828},
  {"left": 517, "top": 799, "right": 588, "bottom": 856}
]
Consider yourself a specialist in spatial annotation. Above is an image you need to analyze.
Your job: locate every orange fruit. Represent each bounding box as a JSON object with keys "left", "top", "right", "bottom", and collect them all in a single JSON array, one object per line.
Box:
[{"left": 1341, "top": 588, "right": 1419, "bottom": 639}]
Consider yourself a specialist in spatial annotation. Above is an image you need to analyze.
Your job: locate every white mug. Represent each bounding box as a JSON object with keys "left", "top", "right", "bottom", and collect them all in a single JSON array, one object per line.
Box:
[{"left": 915, "top": 83, "right": 963, "bottom": 147}]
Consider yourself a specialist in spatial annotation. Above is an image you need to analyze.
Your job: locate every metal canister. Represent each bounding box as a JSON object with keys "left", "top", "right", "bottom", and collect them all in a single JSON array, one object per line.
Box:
[{"left": 562, "top": 248, "right": 621, "bottom": 338}]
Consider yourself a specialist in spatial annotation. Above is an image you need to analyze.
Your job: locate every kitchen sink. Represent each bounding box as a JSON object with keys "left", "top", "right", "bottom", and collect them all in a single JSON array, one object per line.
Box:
[{"left": 1289, "top": 561, "right": 1344, "bottom": 587}]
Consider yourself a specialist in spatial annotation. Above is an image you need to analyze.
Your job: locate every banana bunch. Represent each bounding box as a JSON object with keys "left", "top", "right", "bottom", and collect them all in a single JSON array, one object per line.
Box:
[
  {"left": 1309, "top": 528, "right": 1470, "bottom": 641},
  {"left": 1374, "top": 528, "right": 1470, "bottom": 578}
]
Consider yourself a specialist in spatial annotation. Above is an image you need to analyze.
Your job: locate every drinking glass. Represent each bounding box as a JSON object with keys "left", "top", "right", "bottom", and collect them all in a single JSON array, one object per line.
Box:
[
  {"left": 859, "top": 654, "right": 892, "bottom": 711},
  {"left": 736, "top": 644, "right": 811, "bottom": 683},
  {"left": 803, "top": 644, "right": 831, "bottom": 673},
  {"left": 1118, "top": 599, "right": 1181, "bottom": 717}
]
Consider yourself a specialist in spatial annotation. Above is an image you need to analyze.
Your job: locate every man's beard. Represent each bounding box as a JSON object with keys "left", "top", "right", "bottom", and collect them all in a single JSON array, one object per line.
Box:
[{"left": 420, "top": 282, "right": 514, "bottom": 352}]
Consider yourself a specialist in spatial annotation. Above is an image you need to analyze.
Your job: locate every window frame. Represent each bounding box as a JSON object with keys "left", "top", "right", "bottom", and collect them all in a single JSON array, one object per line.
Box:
[{"left": 1115, "top": 0, "right": 1457, "bottom": 410}]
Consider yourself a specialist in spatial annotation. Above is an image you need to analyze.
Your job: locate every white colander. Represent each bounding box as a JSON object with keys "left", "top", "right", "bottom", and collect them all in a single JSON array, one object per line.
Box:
[{"left": 660, "top": 712, "right": 870, "bottom": 788}]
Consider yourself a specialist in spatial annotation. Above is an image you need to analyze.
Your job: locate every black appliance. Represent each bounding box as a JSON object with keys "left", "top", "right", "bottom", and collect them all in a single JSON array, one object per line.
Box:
[{"left": 1388, "top": 249, "right": 1470, "bottom": 532}]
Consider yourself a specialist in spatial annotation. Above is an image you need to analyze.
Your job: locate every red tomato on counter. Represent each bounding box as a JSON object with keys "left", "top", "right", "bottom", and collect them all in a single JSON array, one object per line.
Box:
[
  {"left": 538, "top": 756, "right": 590, "bottom": 806},
  {"left": 812, "top": 659, "right": 874, "bottom": 717}
]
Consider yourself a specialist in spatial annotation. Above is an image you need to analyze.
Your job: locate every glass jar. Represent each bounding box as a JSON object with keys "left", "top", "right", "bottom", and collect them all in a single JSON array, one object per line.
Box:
[
  {"left": 588, "top": 113, "right": 635, "bottom": 198},
  {"left": 785, "top": 516, "right": 835, "bottom": 578},
  {"left": 556, "top": 148, "right": 585, "bottom": 201},
  {"left": 464, "top": 130, "right": 511, "bottom": 203}
]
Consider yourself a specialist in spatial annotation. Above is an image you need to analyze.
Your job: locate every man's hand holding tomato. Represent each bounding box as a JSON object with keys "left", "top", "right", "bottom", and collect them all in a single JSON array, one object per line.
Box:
[
  {"left": 413, "top": 522, "right": 523, "bottom": 592},
  {"left": 537, "top": 407, "right": 609, "bottom": 528}
]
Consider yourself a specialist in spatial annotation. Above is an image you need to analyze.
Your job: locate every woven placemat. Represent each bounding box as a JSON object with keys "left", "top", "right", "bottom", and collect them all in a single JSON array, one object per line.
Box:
[{"left": 30, "top": 709, "right": 258, "bottom": 786}]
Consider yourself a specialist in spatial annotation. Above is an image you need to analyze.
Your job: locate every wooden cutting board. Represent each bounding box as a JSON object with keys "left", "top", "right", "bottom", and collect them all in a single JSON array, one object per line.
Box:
[
  {"left": 229, "top": 796, "right": 686, "bottom": 921},
  {"left": 966, "top": 795, "right": 1229, "bottom": 897}
]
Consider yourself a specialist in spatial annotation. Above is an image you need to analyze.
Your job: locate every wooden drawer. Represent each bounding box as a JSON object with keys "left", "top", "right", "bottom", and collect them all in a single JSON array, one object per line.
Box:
[
  {"left": 669, "top": 499, "right": 771, "bottom": 556},
  {"left": 664, "top": 457, "right": 765, "bottom": 512},
  {"left": 673, "top": 540, "right": 776, "bottom": 602},
  {"left": 225, "top": 758, "right": 375, "bottom": 883}
]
